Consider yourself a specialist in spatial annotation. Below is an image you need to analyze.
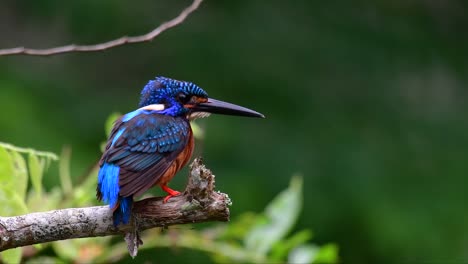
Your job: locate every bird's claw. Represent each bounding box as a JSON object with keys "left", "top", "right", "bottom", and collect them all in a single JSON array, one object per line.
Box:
[
  {"left": 161, "top": 185, "right": 181, "bottom": 203},
  {"left": 163, "top": 191, "right": 181, "bottom": 203}
]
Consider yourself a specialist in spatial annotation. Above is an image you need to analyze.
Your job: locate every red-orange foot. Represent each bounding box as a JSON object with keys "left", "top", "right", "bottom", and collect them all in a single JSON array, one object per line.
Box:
[{"left": 161, "top": 185, "right": 181, "bottom": 203}]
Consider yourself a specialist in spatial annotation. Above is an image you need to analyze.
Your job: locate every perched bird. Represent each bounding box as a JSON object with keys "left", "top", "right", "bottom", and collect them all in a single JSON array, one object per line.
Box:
[{"left": 97, "top": 76, "right": 264, "bottom": 226}]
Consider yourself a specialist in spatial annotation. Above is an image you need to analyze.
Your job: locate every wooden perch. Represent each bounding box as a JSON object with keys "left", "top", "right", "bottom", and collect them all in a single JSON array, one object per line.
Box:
[{"left": 0, "top": 158, "right": 230, "bottom": 256}]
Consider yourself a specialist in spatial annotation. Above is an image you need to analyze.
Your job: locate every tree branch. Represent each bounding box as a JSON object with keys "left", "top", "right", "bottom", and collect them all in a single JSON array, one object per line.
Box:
[
  {"left": 0, "top": 158, "right": 230, "bottom": 256},
  {"left": 0, "top": 0, "right": 203, "bottom": 56}
]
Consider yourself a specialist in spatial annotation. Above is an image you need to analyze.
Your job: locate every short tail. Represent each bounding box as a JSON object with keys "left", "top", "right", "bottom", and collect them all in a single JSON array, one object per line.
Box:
[
  {"left": 113, "top": 196, "right": 133, "bottom": 226},
  {"left": 97, "top": 162, "right": 133, "bottom": 226}
]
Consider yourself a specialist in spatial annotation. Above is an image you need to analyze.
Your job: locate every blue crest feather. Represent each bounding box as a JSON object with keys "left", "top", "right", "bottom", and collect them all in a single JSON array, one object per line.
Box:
[{"left": 138, "top": 76, "right": 208, "bottom": 108}]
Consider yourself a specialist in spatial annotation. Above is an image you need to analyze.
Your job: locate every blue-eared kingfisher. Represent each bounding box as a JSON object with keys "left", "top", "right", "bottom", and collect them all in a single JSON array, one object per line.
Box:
[{"left": 97, "top": 76, "right": 264, "bottom": 226}]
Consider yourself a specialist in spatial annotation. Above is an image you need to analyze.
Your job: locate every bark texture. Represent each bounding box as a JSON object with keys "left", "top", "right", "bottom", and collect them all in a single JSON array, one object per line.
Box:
[{"left": 0, "top": 158, "right": 230, "bottom": 256}]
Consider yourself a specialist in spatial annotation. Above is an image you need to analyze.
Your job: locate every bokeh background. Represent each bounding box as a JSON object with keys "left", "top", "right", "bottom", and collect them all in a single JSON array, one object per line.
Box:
[{"left": 1, "top": 0, "right": 468, "bottom": 263}]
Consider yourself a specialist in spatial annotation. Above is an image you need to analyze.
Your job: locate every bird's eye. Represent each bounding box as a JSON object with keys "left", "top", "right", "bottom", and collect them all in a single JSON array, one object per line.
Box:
[{"left": 177, "top": 93, "right": 191, "bottom": 104}]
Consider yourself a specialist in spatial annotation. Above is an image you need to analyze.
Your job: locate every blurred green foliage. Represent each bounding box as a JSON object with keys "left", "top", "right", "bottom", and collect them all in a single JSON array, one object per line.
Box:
[
  {"left": 0, "top": 142, "right": 58, "bottom": 263},
  {"left": 0, "top": 141, "right": 336, "bottom": 264},
  {"left": 1, "top": 0, "right": 468, "bottom": 263}
]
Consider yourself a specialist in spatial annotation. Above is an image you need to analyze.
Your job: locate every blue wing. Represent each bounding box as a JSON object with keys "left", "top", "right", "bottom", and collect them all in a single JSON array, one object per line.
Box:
[{"left": 98, "top": 109, "right": 191, "bottom": 198}]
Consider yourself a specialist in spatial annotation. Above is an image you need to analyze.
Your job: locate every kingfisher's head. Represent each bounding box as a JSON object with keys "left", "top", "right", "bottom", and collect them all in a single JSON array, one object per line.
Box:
[{"left": 138, "top": 76, "right": 264, "bottom": 119}]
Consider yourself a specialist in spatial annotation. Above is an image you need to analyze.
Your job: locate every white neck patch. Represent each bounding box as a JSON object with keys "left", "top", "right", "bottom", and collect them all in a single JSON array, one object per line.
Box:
[{"left": 140, "top": 104, "right": 165, "bottom": 111}]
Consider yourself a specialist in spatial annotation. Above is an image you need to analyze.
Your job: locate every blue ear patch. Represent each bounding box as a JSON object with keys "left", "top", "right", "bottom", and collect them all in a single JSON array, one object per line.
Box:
[{"left": 97, "top": 163, "right": 120, "bottom": 209}]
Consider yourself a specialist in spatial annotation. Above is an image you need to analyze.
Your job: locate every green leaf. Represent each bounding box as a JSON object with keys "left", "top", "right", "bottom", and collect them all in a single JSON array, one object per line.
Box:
[
  {"left": 52, "top": 237, "right": 108, "bottom": 262},
  {"left": 190, "top": 121, "right": 204, "bottom": 140},
  {"left": 66, "top": 163, "right": 99, "bottom": 207},
  {"left": 0, "top": 147, "right": 27, "bottom": 215},
  {"left": 0, "top": 146, "right": 15, "bottom": 188},
  {"left": 105, "top": 112, "right": 121, "bottom": 138},
  {"left": 52, "top": 238, "right": 78, "bottom": 261},
  {"left": 10, "top": 151, "right": 28, "bottom": 200},
  {"left": 271, "top": 229, "right": 313, "bottom": 261},
  {"left": 0, "top": 187, "right": 28, "bottom": 216},
  {"left": 288, "top": 243, "right": 339, "bottom": 264},
  {"left": 244, "top": 175, "right": 303, "bottom": 256},
  {"left": 220, "top": 212, "right": 259, "bottom": 241},
  {"left": 1, "top": 248, "right": 22, "bottom": 264},
  {"left": 288, "top": 244, "right": 318, "bottom": 264},
  {"left": 100, "top": 142, "right": 107, "bottom": 153},
  {"left": 32, "top": 243, "right": 43, "bottom": 250},
  {"left": 59, "top": 146, "right": 73, "bottom": 194},
  {"left": 26, "top": 187, "right": 61, "bottom": 212},
  {"left": 0, "top": 142, "right": 58, "bottom": 161},
  {"left": 28, "top": 152, "right": 44, "bottom": 198},
  {"left": 24, "top": 256, "right": 65, "bottom": 264},
  {"left": 313, "top": 243, "right": 339, "bottom": 264}
]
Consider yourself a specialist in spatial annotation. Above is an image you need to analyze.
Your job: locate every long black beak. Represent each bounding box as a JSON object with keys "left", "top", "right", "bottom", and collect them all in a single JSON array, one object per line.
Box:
[{"left": 192, "top": 98, "right": 265, "bottom": 118}]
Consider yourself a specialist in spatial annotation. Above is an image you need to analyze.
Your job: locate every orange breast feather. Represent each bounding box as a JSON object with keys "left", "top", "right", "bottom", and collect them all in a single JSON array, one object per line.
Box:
[{"left": 157, "top": 129, "right": 194, "bottom": 186}]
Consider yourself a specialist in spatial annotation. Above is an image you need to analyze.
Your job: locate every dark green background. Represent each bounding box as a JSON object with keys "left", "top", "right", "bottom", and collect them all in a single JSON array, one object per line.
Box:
[{"left": 1, "top": 0, "right": 468, "bottom": 263}]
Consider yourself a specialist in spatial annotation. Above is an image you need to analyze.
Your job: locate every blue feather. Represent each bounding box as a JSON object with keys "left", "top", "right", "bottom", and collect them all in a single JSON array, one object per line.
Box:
[
  {"left": 113, "top": 196, "right": 133, "bottom": 226},
  {"left": 111, "top": 128, "right": 126, "bottom": 147},
  {"left": 138, "top": 76, "right": 208, "bottom": 109},
  {"left": 98, "top": 163, "right": 134, "bottom": 226},
  {"left": 97, "top": 163, "right": 120, "bottom": 209},
  {"left": 122, "top": 109, "right": 142, "bottom": 122}
]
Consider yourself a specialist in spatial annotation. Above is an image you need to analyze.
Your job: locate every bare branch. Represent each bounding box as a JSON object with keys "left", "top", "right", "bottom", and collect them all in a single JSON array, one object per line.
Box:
[
  {"left": 0, "top": 0, "right": 203, "bottom": 57},
  {"left": 0, "top": 158, "right": 230, "bottom": 256}
]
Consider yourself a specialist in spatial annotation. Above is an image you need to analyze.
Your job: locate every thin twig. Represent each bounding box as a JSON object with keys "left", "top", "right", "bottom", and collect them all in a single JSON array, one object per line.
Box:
[{"left": 0, "top": 0, "right": 203, "bottom": 57}]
